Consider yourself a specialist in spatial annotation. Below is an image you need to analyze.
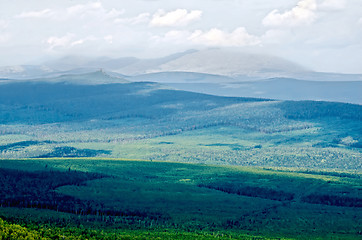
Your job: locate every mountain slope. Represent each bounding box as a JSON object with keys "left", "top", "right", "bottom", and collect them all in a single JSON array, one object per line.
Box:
[
  {"left": 47, "top": 70, "right": 130, "bottom": 85},
  {"left": 129, "top": 71, "right": 237, "bottom": 83},
  {"left": 1, "top": 70, "right": 129, "bottom": 85},
  {"left": 45, "top": 56, "right": 139, "bottom": 71},
  {"left": 0, "top": 75, "right": 260, "bottom": 124},
  {"left": 152, "top": 48, "right": 307, "bottom": 77},
  {"left": 129, "top": 72, "right": 362, "bottom": 104}
]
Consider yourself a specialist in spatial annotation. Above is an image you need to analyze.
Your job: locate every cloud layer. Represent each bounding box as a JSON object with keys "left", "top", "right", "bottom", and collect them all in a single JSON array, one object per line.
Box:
[
  {"left": 150, "top": 9, "right": 202, "bottom": 27},
  {"left": 0, "top": 0, "right": 361, "bottom": 73},
  {"left": 262, "top": 0, "right": 317, "bottom": 27},
  {"left": 190, "top": 27, "right": 261, "bottom": 47},
  {"left": 16, "top": 2, "right": 124, "bottom": 21}
]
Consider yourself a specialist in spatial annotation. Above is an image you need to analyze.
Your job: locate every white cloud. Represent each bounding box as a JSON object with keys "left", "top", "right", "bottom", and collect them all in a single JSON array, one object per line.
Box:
[
  {"left": 154, "top": 27, "right": 260, "bottom": 47},
  {"left": 0, "top": 33, "right": 10, "bottom": 43},
  {"left": 15, "top": 9, "right": 55, "bottom": 19},
  {"left": 114, "top": 13, "right": 150, "bottom": 25},
  {"left": 104, "top": 35, "right": 113, "bottom": 44},
  {"left": 70, "top": 36, "right": 97, "bottom": 47},
  {"left": 0, "top": 20, "right": 8, "bottom": 29},
  {"left": 358, "top": 17, "right": 362, "bottom": 25},
  {"left": 262, "top": 0, "right": 346, "bottom": 28},
  {"left": 15, "top": 2, "right": 123, "bottom": 21},
  {"left": 262, "top": 29, "right": 290, "bottom": 44},
  {"left": 47, "top": 34, "right": 98, "bottom": 50},
  {"left": 67, "top": 2, "right": 102, "bottom": 15},
  {"left": 318, "top": 0, "right": 346, "bottom": 11},
  {"left": 66, "top": 2, "right": 124, "bottom": 20},
  {"left": 153, "top": 30, "right": 191, "bottom": 43},
  {"left": 190, "top": 27, "right": 261, "bottom": 47},
  {"left": 70, "top": 39, "right": 85, "bottom": 47},
  {"left": 46, "top": 33, "right": 75, "bottom": 50},
  {"left": 150, "top": 9, "right": 202, "bottom": 27},
  {"left": 263, "top": 0, "right": 317, "bottom": 27}
]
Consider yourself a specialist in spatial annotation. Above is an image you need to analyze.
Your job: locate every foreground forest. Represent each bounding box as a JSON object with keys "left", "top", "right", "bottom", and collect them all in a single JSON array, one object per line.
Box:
[{"left": 0, "top": 159, "right": 361, "bottom": 239}]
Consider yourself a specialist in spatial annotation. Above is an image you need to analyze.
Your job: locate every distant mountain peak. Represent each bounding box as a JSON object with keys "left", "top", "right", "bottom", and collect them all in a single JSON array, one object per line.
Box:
[
  {"left": 52, "top": 70, "right": 129, "bottom": 85},
  {"left": 152, "top": 49, "right": 308, "bottom": 77}
]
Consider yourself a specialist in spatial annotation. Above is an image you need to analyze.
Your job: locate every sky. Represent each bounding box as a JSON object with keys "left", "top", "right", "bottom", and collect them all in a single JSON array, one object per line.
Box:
[{"left": 0, "top": 0, "right": 361, "bottom": 73}]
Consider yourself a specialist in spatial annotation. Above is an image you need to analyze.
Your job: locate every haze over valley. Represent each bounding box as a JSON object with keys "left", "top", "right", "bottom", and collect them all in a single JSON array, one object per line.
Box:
[{"left": 0, "top": 1, "right": 361, "bottom": 239}]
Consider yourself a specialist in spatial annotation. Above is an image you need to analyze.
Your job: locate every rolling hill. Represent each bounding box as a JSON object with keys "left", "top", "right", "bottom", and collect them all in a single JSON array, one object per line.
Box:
[
  {"left": 128, "top": 72, "right": 362, "bottom": 104},
  {"left": 0, "top": 71, "right": 361, "bottom": 171},
  {"left": 138, "top": 75, "right": 362, "bottom": 104}
]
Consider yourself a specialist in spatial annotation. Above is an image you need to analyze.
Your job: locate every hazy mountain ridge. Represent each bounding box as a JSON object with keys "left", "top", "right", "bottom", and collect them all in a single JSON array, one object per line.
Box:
[
  {"left": 143, "top": 75, "right": 362, "bottom": 105},
  {"left": 129, "top": 71, "right": 237, "bottom": 83},
  {"left": 44, "top": 70, "right": 130, "bottom": 85},
  {"left": 0, "top": 49, "right": 361, "bottom": 105},
  {"left": 0, "top": 70, "right": 129, "bottom": 85},
  {"left": 1, "top": 49, "right": 361, "bottom": 81},
  {"left": 152, "top": 49, "right": 307, "bottom": 77},
  {"left": 103, "top": 49, "right": 308, "bottom": 77}
]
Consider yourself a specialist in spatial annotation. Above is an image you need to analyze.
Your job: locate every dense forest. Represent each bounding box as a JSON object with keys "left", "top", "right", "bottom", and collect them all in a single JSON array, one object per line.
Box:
[
  {"left": 0, "top": 159, "right": 361, "bottom": 239},
  {"left": 0, "top": 168, "right": 167, "bottom": 223}
]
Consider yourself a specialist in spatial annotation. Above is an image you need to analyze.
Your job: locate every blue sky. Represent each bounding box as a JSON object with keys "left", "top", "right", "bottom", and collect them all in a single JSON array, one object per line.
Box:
[{"left": 0, "top": 0, "right": 361, "bottom": 73}]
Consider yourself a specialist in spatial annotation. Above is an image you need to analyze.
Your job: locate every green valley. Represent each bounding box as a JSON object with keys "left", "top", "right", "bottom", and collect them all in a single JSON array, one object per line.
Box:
[{"left": 0, "top": 72, "right": 361, "bottom": 239}]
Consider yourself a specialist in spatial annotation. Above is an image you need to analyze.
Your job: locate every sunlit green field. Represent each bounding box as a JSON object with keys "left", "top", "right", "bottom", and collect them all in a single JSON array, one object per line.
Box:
[{"left": 1, "top": 159, "right": 361, "bottom": 239}]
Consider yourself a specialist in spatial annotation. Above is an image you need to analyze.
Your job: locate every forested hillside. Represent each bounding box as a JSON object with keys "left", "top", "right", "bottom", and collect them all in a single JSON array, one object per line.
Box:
[{"left": 0, "top": 72, "right": 361, "bottom": 171}]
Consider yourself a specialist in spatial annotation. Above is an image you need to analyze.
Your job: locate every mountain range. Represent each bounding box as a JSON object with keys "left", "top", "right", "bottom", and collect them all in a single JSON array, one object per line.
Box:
[
  {"left": 1, "top": 48, "right": 361, "bottom": 104},
  {"left": 1, "top": 48, "right": 361, "bottom": 80}
]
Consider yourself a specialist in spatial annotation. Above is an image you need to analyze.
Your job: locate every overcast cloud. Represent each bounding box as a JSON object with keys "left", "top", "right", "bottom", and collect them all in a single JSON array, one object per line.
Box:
[{"left": 0, "top": 0, "right": 361, "bottom": 73}]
